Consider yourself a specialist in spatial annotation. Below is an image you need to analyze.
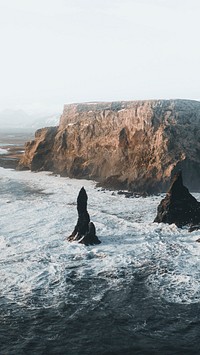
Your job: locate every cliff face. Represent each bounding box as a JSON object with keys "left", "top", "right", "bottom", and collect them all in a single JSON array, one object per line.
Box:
[{"left": 19, "top": 99, "right": 200, "bottom": 193}]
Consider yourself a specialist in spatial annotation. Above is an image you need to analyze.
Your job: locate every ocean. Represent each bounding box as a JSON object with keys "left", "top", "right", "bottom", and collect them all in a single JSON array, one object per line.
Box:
[
  {"left": 0, "top": 130, "right": 33, "bottom": 169},
  {"left": 0, "top": 138, "right": 200, "bottom": 354}
]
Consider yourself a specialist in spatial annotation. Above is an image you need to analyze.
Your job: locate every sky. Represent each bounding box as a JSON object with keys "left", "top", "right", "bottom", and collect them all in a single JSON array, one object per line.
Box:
[{"left": 0, "top": 0, "right": 200, "bottom": 114}]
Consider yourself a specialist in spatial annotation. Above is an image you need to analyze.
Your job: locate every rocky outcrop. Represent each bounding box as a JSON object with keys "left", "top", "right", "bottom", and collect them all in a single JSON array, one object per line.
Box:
[
  {"left": 18, "top": 126, "right": 58, "bottom": 171},
  {"left": 154, "top": 171, "right": 200, "bottom": 228},
  {"left": 19, "top": 99, "right": 200, "bottom": 193},
  {"left": 68, "top": 187, "right": 101, "bottom": 245}
]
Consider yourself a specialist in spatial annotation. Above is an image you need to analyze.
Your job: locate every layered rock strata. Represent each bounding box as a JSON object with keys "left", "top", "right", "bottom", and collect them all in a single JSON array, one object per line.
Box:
[{"left": 18, "top": 99, "right": 200, "bottom": 193}]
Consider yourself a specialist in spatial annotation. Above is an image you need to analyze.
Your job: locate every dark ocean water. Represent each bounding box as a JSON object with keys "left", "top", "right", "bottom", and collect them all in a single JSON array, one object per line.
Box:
[
  {"left": 0, "top": 133, "right": 200, "bottom": 354},
  {"left": 1, "top": 279, "right": 200, "bottom": 355}
]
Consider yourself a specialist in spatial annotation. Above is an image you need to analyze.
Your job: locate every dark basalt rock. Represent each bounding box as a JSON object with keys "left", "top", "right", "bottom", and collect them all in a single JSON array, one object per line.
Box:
[
  {"left": 188, "top": 225, "right": 200, "bottom": 233},
  {"left": 154, "top": 171, "right": 200, "bottom": 228},
  {"left": 68, "top": 187, "right": 101, "bottom": 245}
]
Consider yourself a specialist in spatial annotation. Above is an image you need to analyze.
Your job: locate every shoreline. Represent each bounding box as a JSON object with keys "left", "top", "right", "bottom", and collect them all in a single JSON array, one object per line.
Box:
[
  {"left": 0, "top": 144, "right": 24, "bottom": 169},
  {"left": 0, "top": 130, "right": 34, "bottom": 170}
]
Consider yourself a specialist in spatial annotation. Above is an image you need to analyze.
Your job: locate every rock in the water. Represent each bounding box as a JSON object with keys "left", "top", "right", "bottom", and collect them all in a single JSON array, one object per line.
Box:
[
  {"left": 188, "top": 225, "right": 200, "bottom": 233},
  {"left": 68, "top": 187, "right": 101, "bottom": 245},
  {"left": 78, "top": 222, "right": 101, "bottom": 246},
  {"left": 154, "top": 171, "right": 200, "bottom": 228}
]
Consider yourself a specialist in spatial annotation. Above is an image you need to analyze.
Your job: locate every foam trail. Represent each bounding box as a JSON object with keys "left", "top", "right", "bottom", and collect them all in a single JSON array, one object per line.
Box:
[{"left": 0, "top": 167, "right": 200, "bottom": 308}]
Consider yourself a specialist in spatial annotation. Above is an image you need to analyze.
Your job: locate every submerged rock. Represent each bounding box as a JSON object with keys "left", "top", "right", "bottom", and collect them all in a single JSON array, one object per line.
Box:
[
  {"left": 68, "top": 187, "right": 101, "bottom": 245},
  {"left": 154, "top": 171, "right": 200, "bottom": 228}
]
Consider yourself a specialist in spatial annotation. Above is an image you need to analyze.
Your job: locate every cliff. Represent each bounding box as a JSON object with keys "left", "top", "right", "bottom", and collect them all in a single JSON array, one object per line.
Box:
[{"left": 18, "top": 99, "right": 200, "bottom": 193}]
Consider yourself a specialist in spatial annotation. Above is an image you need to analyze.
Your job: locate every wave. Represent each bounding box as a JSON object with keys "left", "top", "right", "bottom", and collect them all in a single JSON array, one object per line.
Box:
[
  {"left": 0, "top": 148, "right": 8, "bottom": 155},
  {"left": 0, "top": 167, "right": 200, "bottom": 310}
]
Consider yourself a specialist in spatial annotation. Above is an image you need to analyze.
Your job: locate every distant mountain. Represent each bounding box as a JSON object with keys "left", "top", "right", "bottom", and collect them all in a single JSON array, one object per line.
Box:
[
  {"left": 30, "top": 114, "right": 60, "bottom": 130},
  {"left": 0, "top": 109, "right": 60, "bottom": 131},
  {"left": 0, "top": 109, "right": 31, "bottom": 128}
]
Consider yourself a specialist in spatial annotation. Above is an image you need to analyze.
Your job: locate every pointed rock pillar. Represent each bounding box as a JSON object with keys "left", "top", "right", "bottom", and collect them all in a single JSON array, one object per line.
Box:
[
  {"left": 154, "top": 171, "right": 200, "bottom": 228},
  {"left": 68, "top": 187, "right": 101, "bottom": 245}
]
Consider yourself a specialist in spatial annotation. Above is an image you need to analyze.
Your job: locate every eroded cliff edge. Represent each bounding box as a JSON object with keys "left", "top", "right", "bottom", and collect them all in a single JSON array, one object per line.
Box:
[{"left": 18, "top": 99, "right": 200, "bottom": 193}]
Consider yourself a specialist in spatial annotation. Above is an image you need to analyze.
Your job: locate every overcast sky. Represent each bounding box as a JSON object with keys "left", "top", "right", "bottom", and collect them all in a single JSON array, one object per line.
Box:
[{"left": 0, "top": 0, "right": 200, "bottom": 114}]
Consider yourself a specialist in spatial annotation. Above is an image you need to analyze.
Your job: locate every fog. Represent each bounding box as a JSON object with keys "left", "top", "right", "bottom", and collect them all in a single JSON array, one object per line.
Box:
[
  {"left": 0, "top": 0, "right": 200, "bottom": 117},
  {"left": 0, "top": 109, "right": 60, "bottom": 130}
]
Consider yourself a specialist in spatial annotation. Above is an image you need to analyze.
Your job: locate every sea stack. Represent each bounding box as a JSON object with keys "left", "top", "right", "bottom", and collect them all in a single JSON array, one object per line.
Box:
[
  {"left": 154, "top": 171, "right": 200, "bottom": 228},
  {"left": 68, "top": 187, "right": 101, "bottom": 245}
]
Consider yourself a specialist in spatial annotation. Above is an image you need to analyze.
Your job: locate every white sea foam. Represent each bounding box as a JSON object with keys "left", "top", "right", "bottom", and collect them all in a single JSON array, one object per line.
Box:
[
  {"left": 0, "top": 167, "right": 200, "bottom": 308},
  {"left": 0, "top": 148, "right": 8, "bottom": 154}
]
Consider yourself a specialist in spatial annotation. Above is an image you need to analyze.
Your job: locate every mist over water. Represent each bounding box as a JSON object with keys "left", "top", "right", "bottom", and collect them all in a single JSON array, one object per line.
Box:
[{"left": 0, "top": 168, "right": 200, "bottom": 354}]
